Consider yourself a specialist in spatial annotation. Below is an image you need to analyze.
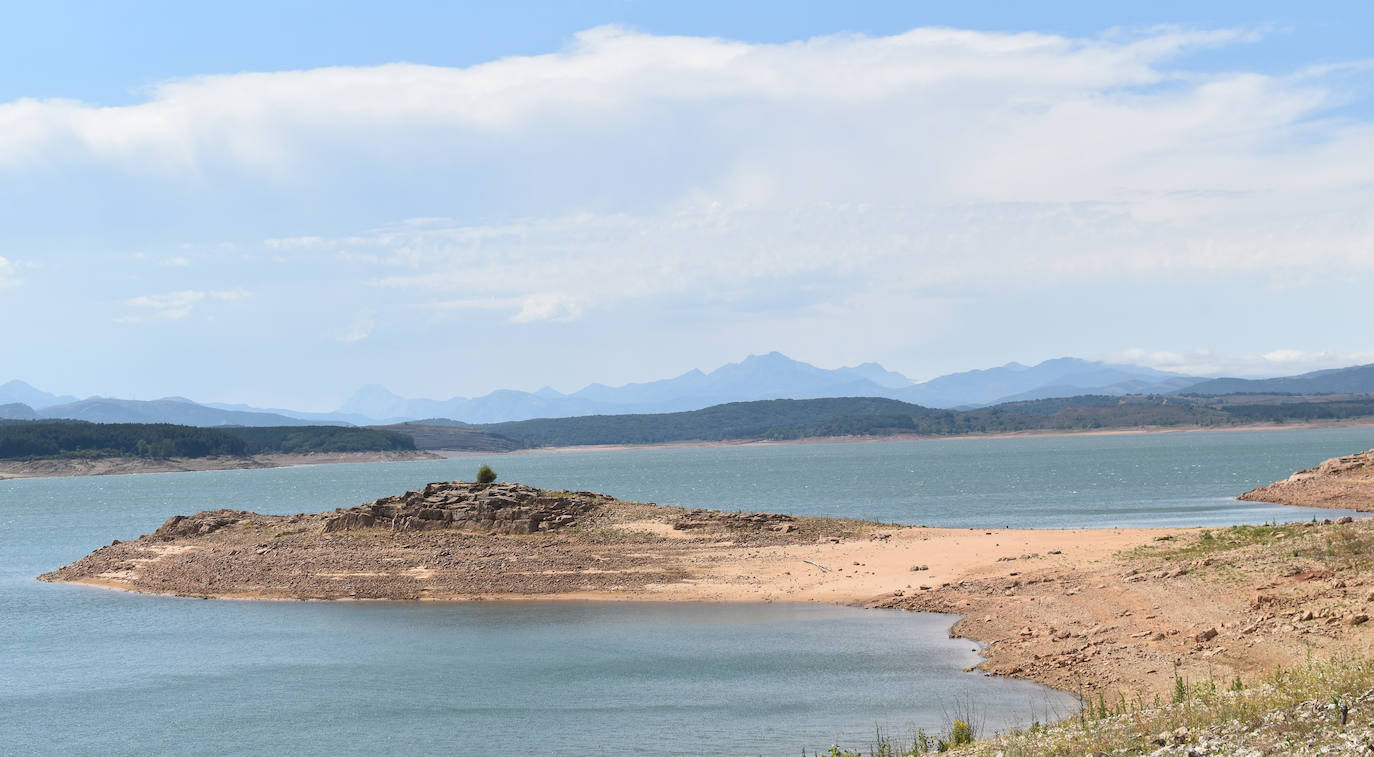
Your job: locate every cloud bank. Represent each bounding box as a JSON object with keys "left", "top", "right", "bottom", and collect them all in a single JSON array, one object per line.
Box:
[{"left": 3, "top": 24, "right": 1372, "bottom": 398}]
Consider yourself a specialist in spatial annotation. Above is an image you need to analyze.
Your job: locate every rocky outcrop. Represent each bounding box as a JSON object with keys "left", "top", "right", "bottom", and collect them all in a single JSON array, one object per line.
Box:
[
  {"left": 39, "top": 480, "right": 857, "bottom": 601},
  {"left": 671, "top": 508, "right": 796, "bottom": 533},
  {"left": 156, "top": 509, "right": 258, "bottom": 538},
  {"left": 1240, "top": 449, "right": 1374, "bottom": 511},
  {"left": 321, "top": 481, "right": 602, "bottom": 535}
]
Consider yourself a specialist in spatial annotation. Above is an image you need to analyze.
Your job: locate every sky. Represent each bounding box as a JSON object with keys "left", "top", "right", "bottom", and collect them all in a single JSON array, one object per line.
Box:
[{"left": 2, "top": 1, "right": 1373, "bottom": 410}]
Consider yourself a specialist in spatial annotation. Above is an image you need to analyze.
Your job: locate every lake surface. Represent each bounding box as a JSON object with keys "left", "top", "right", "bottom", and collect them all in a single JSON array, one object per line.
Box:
[{"left": 3, "top": 427, "right": 1371, "bottom": 755}]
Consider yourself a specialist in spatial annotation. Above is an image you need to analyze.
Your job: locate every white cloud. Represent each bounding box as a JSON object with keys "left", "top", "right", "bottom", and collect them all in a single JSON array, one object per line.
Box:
[
  {"left": 1111, "top": 347, "right": 1374, "bottom": 377},
  {"left": 131, "top": 252, "right": 191, "bottom": 267},
  {"left": 119, "top": 289, "right": 251, "bottom": 322},
  {"left": 511, "top": 293, "right": 585, "bottom": 323},
  {"left": 5, "top": 24, "right": 1374, "bottom": 372},
  {"left": 0, "top": 24, "right": 1366, "bottom": 213},
  {"left": 0, "top": 256, "right": 15, "bottom": 288},
  {"left": 339, "top": 310, "right": 374, "bottom": 342},
  {"left": 257, "top": 196, "right": 1372, "bottom": 326},
  {"left": 0, "top": 24, "right": 1362, "bottom": 307}
]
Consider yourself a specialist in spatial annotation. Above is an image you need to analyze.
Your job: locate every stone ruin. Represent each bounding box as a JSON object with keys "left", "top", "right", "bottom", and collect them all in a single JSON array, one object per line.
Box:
[{"left": 322, "top": 481, "right": 602, "bottom": 535}]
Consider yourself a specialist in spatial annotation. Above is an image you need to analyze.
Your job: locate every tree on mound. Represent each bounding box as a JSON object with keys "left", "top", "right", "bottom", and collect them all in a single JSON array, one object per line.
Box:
[{"left": 476, "top": 464, "right": 497, "bottom": 484}]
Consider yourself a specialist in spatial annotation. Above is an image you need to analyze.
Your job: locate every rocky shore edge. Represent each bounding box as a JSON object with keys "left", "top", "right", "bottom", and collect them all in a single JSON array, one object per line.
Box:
[
  {"left": 1239, "top": 448, "right": 1374, "bottom": 512},
  {"left": 41, "top": 458, "right": 1374, "bottom": 754}
]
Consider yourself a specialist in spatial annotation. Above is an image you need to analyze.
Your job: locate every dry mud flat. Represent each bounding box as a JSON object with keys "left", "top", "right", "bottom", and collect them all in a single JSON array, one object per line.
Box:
[{"left": 41, "top": 477, "right": 1374, "bottom": 703}]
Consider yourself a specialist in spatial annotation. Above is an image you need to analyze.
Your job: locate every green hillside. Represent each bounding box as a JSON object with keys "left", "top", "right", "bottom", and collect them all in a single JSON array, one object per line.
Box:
[
  {"left": 0, "top": 422, "right": 416, "bottom": 460},
  {"left": 1182, "top": 363, "right": 1374, "bottom": 395},
  {"left": 367, "top": 423, "right": 523, "bottom": 452},
  {"left": 480, "top": 393, "right": 1374, "bottom": 448}
]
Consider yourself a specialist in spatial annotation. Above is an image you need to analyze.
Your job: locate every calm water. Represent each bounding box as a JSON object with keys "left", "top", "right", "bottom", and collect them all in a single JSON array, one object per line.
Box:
[{"left": 3, "top": 427, "right": 1371, "bottom": 755}]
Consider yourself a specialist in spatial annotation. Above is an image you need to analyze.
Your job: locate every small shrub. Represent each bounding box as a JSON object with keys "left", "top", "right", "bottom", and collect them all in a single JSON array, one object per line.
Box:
[
  {"left": 476, "top": 464, "right": 497, "bottom": 484},
  {"left": 950, "top": 719, "right": 974, "bottom": 746}
]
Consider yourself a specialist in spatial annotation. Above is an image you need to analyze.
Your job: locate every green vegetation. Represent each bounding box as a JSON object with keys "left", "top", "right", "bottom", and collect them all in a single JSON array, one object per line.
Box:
[
  {"left": 1124, "top": 523, "right": 1312, "bottom": 561},
  {"left": 367, "top": 422, "right": 523, "bottom": 451},
  {"left": 476, "top": 464, "right": 497, "bottom": 483},
  {"left": 0, "top": 421, "right": 248, "bottom": 459},
  {"left": 220, "top": 425, "right": 415, "bottom": 454},
  {"left": 0, "top": 421, "right": 415, "bottom": 460},
  {"left": 1211, "top": 397, "right": 1374, "bottom": 424},
  {"left": 482, "top": 398, "right": 931, "bottom": 446},
  {"left": 8, "top": 392, "right": 1373, "bottom": 458},
  {"left": 476, "top": 393, "right": 1374, "bottom": 448},
  {"left": 1124, "top": 521, "right": 1374, "bottom": 576},
  {"left": 820, "top": 656, "right": 1374, "bottom": 755}
]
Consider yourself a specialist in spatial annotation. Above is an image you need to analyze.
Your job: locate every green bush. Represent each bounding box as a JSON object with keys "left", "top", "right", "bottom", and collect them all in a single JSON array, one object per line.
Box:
[{"left": 476, "top": 464, "right": 497, "bottom": 484}]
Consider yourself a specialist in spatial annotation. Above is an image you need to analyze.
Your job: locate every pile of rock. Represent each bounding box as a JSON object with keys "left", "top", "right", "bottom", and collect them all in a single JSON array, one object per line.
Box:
[
  {"left": 671, "top": 508, "right": 796, "bottom": 533},
  {"left": 156, "top": 509, "right": 257, "bottom": 538},
  {"left": 323, "top": 481, "right": 601, "bottom": 535}
]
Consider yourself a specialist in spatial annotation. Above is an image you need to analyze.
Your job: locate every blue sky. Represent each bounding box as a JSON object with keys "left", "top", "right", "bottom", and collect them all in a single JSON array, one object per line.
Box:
[{"left": 3, "top": 1, "right": 1373, "bottom": 409}]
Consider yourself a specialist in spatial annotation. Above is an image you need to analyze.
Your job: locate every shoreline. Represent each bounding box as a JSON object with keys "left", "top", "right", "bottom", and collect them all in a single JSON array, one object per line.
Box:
[
  {"left": 33, "top": 448, "right": 1374, "bottom": 753},
  {"left": 43, "top": 471, "right": 1374, "bottom": 703},
  {"left": 50, "top": 518, "right": 1374, "bottom": 702},
  {"left": 6, "top": 418, "right": 1373, "bottom": 480},
  {"left": 452, "top": 417, "right": 1374, "bottom": 457},
  {"left": 0, "top": 450, "right": 442, "bottom": 481}
]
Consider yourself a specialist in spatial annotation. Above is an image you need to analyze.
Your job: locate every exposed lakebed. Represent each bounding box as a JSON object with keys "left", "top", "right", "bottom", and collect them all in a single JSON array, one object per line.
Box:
[{"left": 4, "top": 427, "right": 1372, "bottom": 755}]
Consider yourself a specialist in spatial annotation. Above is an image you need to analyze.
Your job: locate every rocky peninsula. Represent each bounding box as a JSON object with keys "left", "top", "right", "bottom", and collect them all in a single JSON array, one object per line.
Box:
[
  {"left": 41, "top": 474, "right": 1374, "bottom": 711},
  {"left": 41, "top": 480, "right": 873, "bottom": 600},
  {"left": 1240, "top": 447, "right": 1374, "bottom": 511}
]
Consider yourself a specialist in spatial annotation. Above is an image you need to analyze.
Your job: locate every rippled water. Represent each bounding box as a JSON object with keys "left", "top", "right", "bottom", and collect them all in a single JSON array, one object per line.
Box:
[{"left": 3, "top": 427, "right": 1370, "bottom": 755}]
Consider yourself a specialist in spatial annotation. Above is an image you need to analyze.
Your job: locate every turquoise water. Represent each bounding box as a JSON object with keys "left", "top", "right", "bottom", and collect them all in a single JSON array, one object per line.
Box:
[{"left": 3, "top": 427, "right": 1370, "bottom": 755}]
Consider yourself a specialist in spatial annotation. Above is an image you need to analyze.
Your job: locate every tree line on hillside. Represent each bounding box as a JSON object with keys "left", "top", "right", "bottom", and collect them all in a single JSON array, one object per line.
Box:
[
  {"left": 5, "top": 393, "right": 1373, "bottom": 460},
  {"left": 223, "top": 426, "right": 415, "bottom": 454},
  {"left": 478, "top": 394, "right": 1374, "bottom": 447},
  {"left": 479, "top": 398, "right": 928, "bottom": 446},
  {"left": 0, "top": 422, "right": 415, "bottom": 460}
]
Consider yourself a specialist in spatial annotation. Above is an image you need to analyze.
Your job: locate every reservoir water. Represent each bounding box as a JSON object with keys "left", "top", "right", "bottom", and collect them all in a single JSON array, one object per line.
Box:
[{"left": 4, "top": 427, "right": 1371, "bottom": 755}]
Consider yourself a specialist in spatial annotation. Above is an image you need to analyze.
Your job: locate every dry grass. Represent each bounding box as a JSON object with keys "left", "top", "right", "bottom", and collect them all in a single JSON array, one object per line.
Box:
[{"left": 819, "top": 656, "right": 1374, "bottom": 756}]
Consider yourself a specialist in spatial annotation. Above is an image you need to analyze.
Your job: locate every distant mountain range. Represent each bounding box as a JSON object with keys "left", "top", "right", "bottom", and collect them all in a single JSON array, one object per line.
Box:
[
  {"left": 5, "top": 354, "right": 1374, "bottom": 427},
  {"left": 0, "top": 380, "right": 76, "bottom": 410},
  {"left": 327, "top": 353, "right": 1202, "bottom": 424},
  {"left": 0, "top": 386, "right": 322, "bottom": 427},
  {"left": 1181, "top": 364, "right": 1374, "bottom": 397}
]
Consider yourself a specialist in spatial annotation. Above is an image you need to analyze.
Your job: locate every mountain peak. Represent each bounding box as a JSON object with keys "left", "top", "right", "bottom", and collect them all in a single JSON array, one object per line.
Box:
[
  {"left": 0, "top": 380, "right": 78, "bottom": 410},
  {"left": 741, "top": 351, "right": 793, "bottom": 364},
  {"left": 337, "top": 384, "right": 413, "bottom": 419}
]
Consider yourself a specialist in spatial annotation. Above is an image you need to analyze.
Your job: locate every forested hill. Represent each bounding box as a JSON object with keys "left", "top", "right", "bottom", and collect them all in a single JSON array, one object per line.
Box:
[
  {"left": 1182, "top": 363, "right": 1374, "bottom": 396},
  {"left": 479, "top": 394, "right": 1374, "bottom": 447},
  {"left": 480, "top": 397, "right": 929, "bottom": 447},
  {"left": 0, "top": 422, "right": 415, "bottom": 460},
  {"left": 5, "top": 393, "right": 1374, "bottom": 459}
]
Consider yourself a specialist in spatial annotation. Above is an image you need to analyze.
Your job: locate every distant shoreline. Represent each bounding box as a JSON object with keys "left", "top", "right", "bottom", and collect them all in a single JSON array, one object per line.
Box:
[
  {"left": 0, "top": 450, "right": 441, "bottom": 481},
  {"left": 450, "top": 417, "right": 1374, "bottom": 457},
  {"left": 5, "top": 418, "right": 1374, "bottom": 480}
]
